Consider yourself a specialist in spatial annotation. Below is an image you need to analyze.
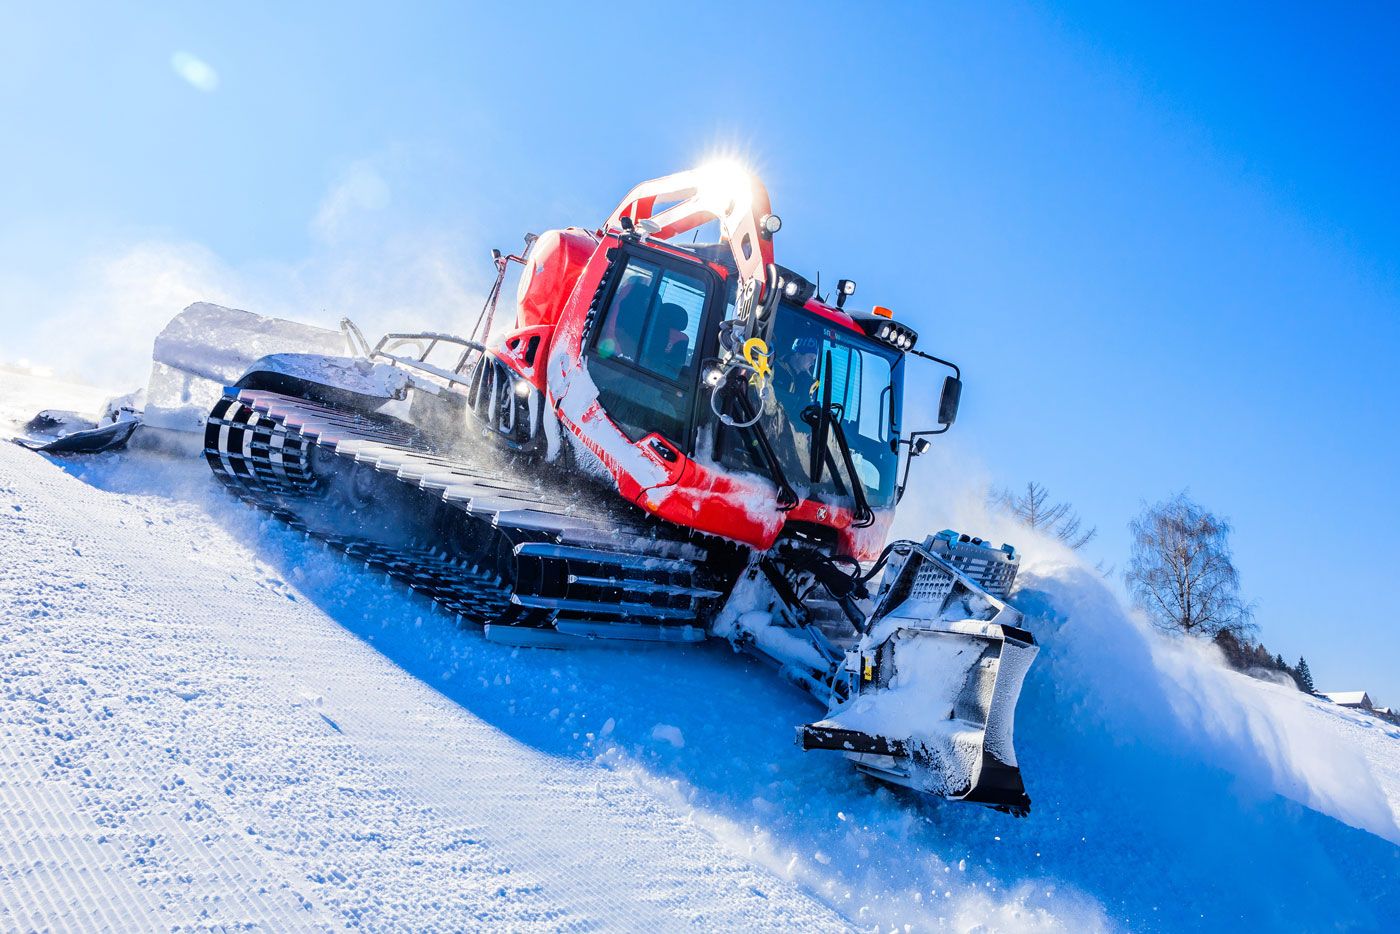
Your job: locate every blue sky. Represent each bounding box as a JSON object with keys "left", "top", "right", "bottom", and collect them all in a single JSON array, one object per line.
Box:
[{"left": 3, "top": 2, "right": 1397, "bottom": 700}]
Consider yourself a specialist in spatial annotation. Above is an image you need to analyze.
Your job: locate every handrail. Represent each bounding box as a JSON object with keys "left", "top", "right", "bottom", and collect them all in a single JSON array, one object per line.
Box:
[
  {"left": 340, "top": 317, "right": 372, "bottom": 358},
  {"left": 369, "top": 331, "right": 492, "bottom": 391}
]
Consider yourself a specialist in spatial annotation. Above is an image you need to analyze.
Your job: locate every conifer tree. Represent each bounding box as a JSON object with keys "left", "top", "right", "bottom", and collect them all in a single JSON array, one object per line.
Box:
[{"left": 1295, "top": 657, "right": 1315, "bottom": 694}]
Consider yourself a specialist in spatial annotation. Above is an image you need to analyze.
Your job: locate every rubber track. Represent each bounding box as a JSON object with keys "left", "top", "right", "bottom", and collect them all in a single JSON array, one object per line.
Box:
[{"left": 203, "top": 389, "right": 713, "bottom": 635}]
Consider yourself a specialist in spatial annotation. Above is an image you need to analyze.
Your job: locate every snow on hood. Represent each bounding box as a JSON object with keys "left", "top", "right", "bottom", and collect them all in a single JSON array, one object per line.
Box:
[
  {"left": 143, "top": 302, "right": 354, "bottom": 433},
  {"left": 246, "top": 353, "right": 410, "bottom": 399},
  {"left": 152, "top": 302, "right": 348, "bottom": 383}
]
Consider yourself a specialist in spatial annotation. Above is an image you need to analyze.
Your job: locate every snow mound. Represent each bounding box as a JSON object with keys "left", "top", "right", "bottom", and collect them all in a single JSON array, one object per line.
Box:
[{"left": 1022, "top": 559, "right": 1398, "bottom": 842}]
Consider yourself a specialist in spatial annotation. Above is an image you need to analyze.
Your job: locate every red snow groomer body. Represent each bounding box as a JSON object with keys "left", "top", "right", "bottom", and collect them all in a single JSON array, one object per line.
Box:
[
  {"left": 487, "top": 166, "right": 897, "bottom": 559},
  {"left": 197, "top": 165, "right": 1039, "bottom": 813}
]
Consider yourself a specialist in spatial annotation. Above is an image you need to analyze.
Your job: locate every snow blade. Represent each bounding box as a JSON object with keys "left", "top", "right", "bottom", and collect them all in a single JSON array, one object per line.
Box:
[
  {"left": 13, "top": 410, "right": 141, "bottom": 454},
  {"left": 802, "top": 538, "right": 1038, "bottom": 815}
]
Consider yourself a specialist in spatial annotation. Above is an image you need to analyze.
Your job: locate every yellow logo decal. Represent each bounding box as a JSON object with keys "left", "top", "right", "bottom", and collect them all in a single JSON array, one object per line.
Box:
[{"left": 742, "top": 337, "right": 772, "bottom": 386}]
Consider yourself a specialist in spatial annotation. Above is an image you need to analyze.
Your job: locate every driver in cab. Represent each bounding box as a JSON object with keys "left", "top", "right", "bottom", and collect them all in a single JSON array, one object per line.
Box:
[
  {"left": 766, "top": 336, "right": 823, "bottom": 475},
  {"left": 773, "top": 336, "right": 820, "bottom": 403}
]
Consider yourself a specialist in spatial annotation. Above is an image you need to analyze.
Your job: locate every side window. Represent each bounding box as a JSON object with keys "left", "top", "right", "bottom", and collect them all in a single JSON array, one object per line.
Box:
[
  {"left": 587, "top": 254, "right": 714, "bottom": 446},
  {"left": 596, "top": 264, "right": 655, "bottom": 363},
  {"left": 827, "top": 344, "right": 864, "bottom": 427},
  {"left": 594, "top": 259, "right": 705, "bottom": 383},
  {"left": 647, "top": 274, "right": 704, "bottom": 379},
  {"left": 824, "top": 343, "right": 892, "bottom": 443}
]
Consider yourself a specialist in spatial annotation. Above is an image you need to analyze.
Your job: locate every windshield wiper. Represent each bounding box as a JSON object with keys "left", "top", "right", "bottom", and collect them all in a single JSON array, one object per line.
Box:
[
  {"left": 809, "top": 352, "right": 835, "bottom": 486},
  {"left": 803, "top": 350, "right": 876, "bottom": 528},
  {"left": 803, "top": 404, "right": 875, "bottom": 528},
  {"left": 825, "top": 416, "right": 876, "bottom": 528},
  {"left": 725, "top": 381, "right": 799, "bottom": 511}
]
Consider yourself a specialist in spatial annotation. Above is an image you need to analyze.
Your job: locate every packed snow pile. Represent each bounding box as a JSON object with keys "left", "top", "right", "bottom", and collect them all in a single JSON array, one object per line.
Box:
[{"left": 2, "top": 365, "right": 1398, "bottom": 930}]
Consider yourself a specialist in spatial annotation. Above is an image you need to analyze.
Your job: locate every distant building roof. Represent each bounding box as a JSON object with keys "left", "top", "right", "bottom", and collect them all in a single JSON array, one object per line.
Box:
[{"left": 1322, "top": 691, "right": 1373, "bottom": 708}]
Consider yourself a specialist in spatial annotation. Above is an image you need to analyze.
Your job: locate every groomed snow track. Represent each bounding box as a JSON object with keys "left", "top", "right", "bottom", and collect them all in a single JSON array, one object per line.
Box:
[{"left": 0, "top": 439, "right": 849, "bottom": 931}]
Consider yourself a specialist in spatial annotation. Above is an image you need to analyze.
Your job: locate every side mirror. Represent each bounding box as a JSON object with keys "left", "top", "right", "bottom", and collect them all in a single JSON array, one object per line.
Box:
[{"left": 938, "top": 375, "right": 962, "bottom": 427}]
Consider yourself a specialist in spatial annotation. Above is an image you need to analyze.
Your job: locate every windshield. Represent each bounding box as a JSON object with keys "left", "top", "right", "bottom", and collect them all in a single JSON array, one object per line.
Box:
[{"left": 763, "top": 304, "right": 904, "bottom": 507}]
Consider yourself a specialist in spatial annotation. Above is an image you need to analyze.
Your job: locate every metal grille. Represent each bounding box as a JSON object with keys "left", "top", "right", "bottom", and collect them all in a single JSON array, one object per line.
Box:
[{"left": 908, "top": 562, "right": 958, "bottom": 603}]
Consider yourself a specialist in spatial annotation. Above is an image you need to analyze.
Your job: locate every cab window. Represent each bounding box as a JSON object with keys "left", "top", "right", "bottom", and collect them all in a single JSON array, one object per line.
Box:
[
  {"left": 589, "top": 255, "right": 711, "bottom": 444},
  {"left": 595, "top": 258, "right": 704, "bottom": 381}
]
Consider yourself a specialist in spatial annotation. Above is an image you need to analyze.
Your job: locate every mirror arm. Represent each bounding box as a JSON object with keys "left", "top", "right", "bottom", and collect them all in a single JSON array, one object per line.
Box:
[
  {"left": 894, "top": 351, "right": 961, "bottom": 447},
  {"left": 896, "top": 444, "right": 915, "bottom": 503},
  {"left": 894, "top": 428, "right": 948, "bottom": 503},
  {"left": 910, "top": 348, "right": 960, "bottom": 381}
]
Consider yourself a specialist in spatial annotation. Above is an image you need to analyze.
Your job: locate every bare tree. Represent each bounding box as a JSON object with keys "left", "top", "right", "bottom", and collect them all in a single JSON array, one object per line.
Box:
[
  {"left": 1125, "top": 493, "right": 1254, "bottom": 639},
  {"left": 992, "top": 481, "right": 1097, "bottom": 550}
]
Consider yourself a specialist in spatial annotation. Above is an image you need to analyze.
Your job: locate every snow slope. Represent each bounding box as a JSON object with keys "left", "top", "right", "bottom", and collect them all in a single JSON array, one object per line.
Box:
[
  {"left": 2, "top": 365, "right": 1399, "bottom": 931},
  {"left": 0, "top": 376, "right": 846, "bottom": 930}
]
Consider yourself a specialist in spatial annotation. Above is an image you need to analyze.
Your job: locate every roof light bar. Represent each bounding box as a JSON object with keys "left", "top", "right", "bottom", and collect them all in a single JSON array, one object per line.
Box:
[
  {"left": 773, "top": 267, "right": 817, "bottom": 306},
  {"left": 851, "top": 313, "right": 919, "bottom": 352}
]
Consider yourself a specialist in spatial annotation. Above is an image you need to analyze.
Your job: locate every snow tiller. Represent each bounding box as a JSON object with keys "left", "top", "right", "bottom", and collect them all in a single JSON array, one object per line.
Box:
[{"left": 39, "top": 164, "right": 1039, "bottom": 813}]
